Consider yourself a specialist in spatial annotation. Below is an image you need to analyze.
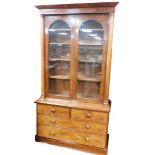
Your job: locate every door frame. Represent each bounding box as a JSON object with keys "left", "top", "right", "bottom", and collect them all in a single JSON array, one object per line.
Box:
[
  {"left": 73, "top": 14, "right": 109, "bottom": 103},
  {"left": 44, "top": 15, "right": 75, "bottom": 100}
]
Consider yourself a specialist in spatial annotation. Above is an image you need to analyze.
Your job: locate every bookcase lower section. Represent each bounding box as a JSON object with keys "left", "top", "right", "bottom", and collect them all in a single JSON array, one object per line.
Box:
[
  {"left": 35, "top": 135, "right": 108, "bottom": 155},
  {"left": 35, "top": 101, "right": 111, "bottom": 154}
]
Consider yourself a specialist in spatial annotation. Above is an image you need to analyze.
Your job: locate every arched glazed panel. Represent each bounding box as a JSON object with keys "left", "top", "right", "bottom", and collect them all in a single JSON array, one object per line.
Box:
[
  {"left": 48, "top": 20, "right": 71, "bottom": 96},
  {"left": 77, "top": 20, "right": 104, "bottom": 99}
]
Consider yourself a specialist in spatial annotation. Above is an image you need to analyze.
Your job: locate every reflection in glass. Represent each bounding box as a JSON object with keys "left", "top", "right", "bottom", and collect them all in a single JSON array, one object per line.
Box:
[
  {"left": 77, "top": 20, "right": 104, "bottom": 99},
  {"left": 49, "top": 30, "right": 71, "bottom": 44},
  {"left": 48, "top": 20, "right": 71, "bottom": 96}
]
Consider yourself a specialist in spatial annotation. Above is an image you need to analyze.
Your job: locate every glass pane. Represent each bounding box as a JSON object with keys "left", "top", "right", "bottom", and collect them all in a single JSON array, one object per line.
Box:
[
  {"left": 77, "top": 20, "right": 104, "bottom": 99},
  {"left": 48, "top": 21, "right": 71, "bottom": 96},
  {"left": 49, "top": 30, "right": 71, "bottom": 44}
]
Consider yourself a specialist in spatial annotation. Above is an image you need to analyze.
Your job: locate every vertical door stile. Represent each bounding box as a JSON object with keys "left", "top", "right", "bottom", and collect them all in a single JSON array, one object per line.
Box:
[
  {"left": 44, "top": 17, "right": 49, "bottom": 98},
  {"left": 100, "top": 14, "right": 110, "bottom": 103},
  {"left": 103, "top": 13, "right": 115, "bottom": 103},
  {"left": 40, "top": 15, "right": 45, "bottom": 98},
  {"left": 70, "top": 16, "right": 76, "bottom": 99},
  {"left": 72, "top": 15, "right": 79, "bottom": 100}
]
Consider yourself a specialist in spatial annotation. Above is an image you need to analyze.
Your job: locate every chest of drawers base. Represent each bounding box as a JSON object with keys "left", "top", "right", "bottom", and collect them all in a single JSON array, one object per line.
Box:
[{"left": 36, "top": 103, "right": 110, "bottom": 155}]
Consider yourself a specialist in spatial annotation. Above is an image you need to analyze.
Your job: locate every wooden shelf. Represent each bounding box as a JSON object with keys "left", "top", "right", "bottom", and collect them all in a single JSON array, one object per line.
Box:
[
  {"left": 78, "top": 75, "right": 101, "bottom": 82},
  {"left": 78, "top": 59, "right": 101, "bottom": 63},
  {"left": 49, "top": 75, "right": 70, "bottom": 80},
  {"left": 49, "top": 58, "right": 102, "bottom": 63},
  {"left": 49, "top": 58, "right": 70, "bottom": 62},
  {"left": 79, "top": 43, "right": 102, "bottom": 46},
  {"left": 77, "top": 95, "right": 99, "bottom": 99},
  {"left": 49, "top": 74, "right": 100, "bottom": 82},
  {"left": 49, "top": 43, "right": 70, "bottom": 45},
  {"left": 80, "top": 29, "right": 103, "bottom": 31},
  {"left": 49, "top": 29, "right": 71, "bottom": 31}
]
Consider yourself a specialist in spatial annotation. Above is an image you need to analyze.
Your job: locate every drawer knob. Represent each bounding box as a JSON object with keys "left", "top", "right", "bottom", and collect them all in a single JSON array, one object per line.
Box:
[
  {"left": 85, "top": 124, "right": 90, "bottom": 129},
  {"left": 51, "top": 131, "right": 55, "bottom": 135},
  {"left": 51, "top": 109, "right": 55, "bottom": 113},
  {"left": 85, "top": 138, "right": 89, "bottom": 142},
  {"left": 86, "top": 113, "right": 90, "bottom": 117},
  {"left": 51, "top": 119, "right": 55, "bottom": 123}
]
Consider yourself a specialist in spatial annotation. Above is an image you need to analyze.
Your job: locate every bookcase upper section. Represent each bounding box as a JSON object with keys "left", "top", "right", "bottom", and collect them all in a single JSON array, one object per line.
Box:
[{"left": 35, "top": 2, "right": 118, "bottom": 104}]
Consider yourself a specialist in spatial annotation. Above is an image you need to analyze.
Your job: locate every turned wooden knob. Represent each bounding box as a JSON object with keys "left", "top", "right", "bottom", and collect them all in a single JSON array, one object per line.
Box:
[
  {"left": 85, "top": 124, "right": 90, "bottom": 129},
  {"left": 51, "top": 108, "right": 55, "bottom": 113},
  {"left": 51, "top": 131, "right": 55, "bottom": 135},
  {"left": 85, "top": 138, "right": 89, "bottom": 142},
  {"left": 51, "top": 119, "right": 55, "bottom": 123},
  {"left": 86, "top": 113, "right": 90, "bottom": 117}
]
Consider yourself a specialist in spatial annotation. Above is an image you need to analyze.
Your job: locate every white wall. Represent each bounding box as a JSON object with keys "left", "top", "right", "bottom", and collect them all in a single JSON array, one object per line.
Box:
[{"left": 0, "top": 0, "right": 155, "bottom": 155}]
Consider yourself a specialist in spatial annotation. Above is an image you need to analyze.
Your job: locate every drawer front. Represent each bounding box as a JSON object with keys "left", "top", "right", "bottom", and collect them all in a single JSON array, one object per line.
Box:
[
  {"left": 71, "top": 108, "right": 108, "bottom": 123},
  {"left": 37, "top": 125, "right": 107, "bottom": 148},
  {"left": 37, "top": 104, "right": 69, "bottom": 117},
  {"left": 38, "top": 114, "right": 107, "bottom": 135}
]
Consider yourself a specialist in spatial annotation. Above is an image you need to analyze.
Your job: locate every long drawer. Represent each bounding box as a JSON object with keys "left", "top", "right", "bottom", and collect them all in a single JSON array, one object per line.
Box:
[
  {"left": 71, "top": 108, "right": 108, "bottom": 123},
  {"left": 38, "top": 114, "right": 107, "bottom": 135},
  {"left": 37, "top": 125, "right": 107, "bottom": 148},
  {"left": 37, "top": 104, "right": 69, "bottom": 117}
]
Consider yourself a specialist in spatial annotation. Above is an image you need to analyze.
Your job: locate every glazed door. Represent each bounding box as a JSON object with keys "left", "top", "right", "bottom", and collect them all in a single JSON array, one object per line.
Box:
[
  {"left": 74, "top": 14, "right": 109, "bottom": 102},
  {"left": 44, "top": 15, "right": 109, "bottom": 101},
  {"left": 44, "top": 16, "right": 75, "bottom": 99}
]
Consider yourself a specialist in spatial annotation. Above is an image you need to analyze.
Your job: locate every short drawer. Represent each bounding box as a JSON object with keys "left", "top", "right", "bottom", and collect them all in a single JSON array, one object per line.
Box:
[
  {"left": 37, "top": 125, "right": 107, "bottom": 148},
  {"left": 38, "top": 114, "right": 107, "bottom": 135},
  {"left": 71, "top": 108, "right": 108, "bottom": 123},
  {"left": 37, "top": 104, "right": 69, "bottom": 117}
]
